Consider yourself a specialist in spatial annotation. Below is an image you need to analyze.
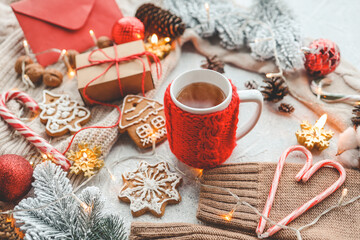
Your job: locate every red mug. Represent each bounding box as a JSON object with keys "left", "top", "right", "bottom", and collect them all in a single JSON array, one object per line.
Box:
[{"left": 164, "top": 69, "right": 263, "bottom": 169}]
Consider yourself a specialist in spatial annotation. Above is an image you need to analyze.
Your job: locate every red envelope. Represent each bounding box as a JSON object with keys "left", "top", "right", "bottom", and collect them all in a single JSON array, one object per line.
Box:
[{"left": 11, "top": 0, "right": 123, "bottom": 66}]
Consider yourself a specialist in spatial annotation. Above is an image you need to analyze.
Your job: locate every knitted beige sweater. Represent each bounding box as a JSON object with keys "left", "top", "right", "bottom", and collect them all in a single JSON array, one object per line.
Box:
[
  {"left": 0, "top": 27, "right": 181, "bottom": 188},
  {"left": 131, "top": 163, "right": 360, "bottom": 240}
]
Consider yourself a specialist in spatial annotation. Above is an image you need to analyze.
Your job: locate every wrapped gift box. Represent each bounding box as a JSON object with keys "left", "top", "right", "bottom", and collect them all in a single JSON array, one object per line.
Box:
[{"left": 76, "top": 40, "right": 154, "bottom": 105}]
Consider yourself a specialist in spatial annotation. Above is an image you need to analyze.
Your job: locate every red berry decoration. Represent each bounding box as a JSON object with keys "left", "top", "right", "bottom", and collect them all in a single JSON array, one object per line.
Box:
[
  {"left": 304, "top": 39, "right": 340, "bottom": 76},
  {"left": 0, "top": 154, "right": 33, "bottom": 202},
  {"left": 112, "top": 17, "right": 145, "bottom": 45}
]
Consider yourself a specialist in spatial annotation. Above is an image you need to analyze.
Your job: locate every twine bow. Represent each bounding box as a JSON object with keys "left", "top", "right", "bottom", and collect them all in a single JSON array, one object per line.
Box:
[
  {"left": 77, "top": 45, "right": 162, "bottom": 105},
  {"left": 61, "top": 45, "right": 162, "bottom": 154}
]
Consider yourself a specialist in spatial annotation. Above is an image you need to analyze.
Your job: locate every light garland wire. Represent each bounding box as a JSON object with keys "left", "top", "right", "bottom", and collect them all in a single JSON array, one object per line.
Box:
[
  {"left": 0, "top": 140, "right": 359, "bottom": 240},
  {"left": 3, "top": 30, "right": 359, "bottom": 238}
]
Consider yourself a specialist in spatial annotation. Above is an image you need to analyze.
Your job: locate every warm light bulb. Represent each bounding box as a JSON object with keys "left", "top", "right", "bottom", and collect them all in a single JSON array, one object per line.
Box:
[
  {"left": 68, "top": 70, "right": 76, "bottom": 79},
  {"left": 151, "top": 34, "right": 158, "bottom": 45},
  {"left": 266, "top": 73, "right": 273, "bottom": 78},
  {"left": 314, "top": 114, "right": 327, "bottom": 129},
  {"left": 81, "top": 202, "right": 92, "bottom": 214},
  {"left": 164, "top": 37, "right": 171, "bottom": 42},
  {"left": 23, "top": 40, "right": 30, "bottom": 56},
  {"left": 222, "top": 213, "right": 232, "bottom": 221},
  {"left": 197, "top": 169, "right": 203, "bottom": 178},
  {"left": 204, "top": 2, "right": 209, "bottom": 11}
]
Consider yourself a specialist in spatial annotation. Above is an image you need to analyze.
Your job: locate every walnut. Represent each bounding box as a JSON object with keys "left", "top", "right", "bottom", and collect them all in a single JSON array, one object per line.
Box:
[
  {"left": 25, "top": 63, "right": 44, "bottom": 84},
  {"left": 97, "top": 36, "right": 113, "bottom": 49},
  {"left": 66, "top": 49, "right": 79, "bottom": 69},
  {"left": 43, "top": 69, "right": 63, "bottom": 88},
  {"left": 14, "top": 55, "right": 33, "bottom": 74}
]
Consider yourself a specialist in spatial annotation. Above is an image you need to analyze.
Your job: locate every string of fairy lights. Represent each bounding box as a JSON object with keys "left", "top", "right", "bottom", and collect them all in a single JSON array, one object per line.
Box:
[
  {"left": 1, "top": 112, "right": 360, "bottom": 240},
  {"left": 21, "top": 40, "right": 76, "bottom": 89},
  {"left": 1, "top": 2, "right": 359, "bottom": 238}
]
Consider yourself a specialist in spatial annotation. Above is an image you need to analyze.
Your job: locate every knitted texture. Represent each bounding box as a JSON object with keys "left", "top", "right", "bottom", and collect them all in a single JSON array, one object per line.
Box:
[
  {"left": 0, "top": 17, "right": 180, "bottom": 191},
  {"left": 130, "top": 163, "right": 360, "bottom": 240},
  {"left": 164, "top": 82, "right": 240, "bottom": 169},
  {"left": 130, "top": 222, "right": 257, "bottom": 240},
  {"left": 198, "top": 162, "right": 360, "bottom": 240}
]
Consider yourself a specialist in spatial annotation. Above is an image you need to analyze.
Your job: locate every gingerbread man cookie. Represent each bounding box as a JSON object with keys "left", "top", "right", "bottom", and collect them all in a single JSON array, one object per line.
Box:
[
  {"left": 119, "top": 95, "right": 167, "bottom": 149},
  {"left": 119, "top": 161, "right": 182, "bottom": 217},
  {"left": 39, "top": 90, "right": 91, "bottom": 137}
]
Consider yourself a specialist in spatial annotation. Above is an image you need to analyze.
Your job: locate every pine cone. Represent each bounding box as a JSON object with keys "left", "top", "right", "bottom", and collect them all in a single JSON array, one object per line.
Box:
[
  {"left": 278, "top": 103, "right": 294, "bottom": 114},
  {"left": 244, "top": 80, "right": 258, "bottom": 89},
  {"left": 201, "top": 55, "right": 225, "bottom": 73},
  {"left": 135, "top": 3, "right": 185, "bottom": 39},
  {"left": 351, "top": 105, "right": 360, "bottom": 126},
  {"left": 0, "top": 214, "right": 22, "bottom": 240},
  {"left": 261, "top": 77, "right": 289, "bottom": 102}
]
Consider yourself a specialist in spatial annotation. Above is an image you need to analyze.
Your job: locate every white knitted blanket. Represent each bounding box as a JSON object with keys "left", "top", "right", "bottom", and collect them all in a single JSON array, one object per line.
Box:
[{"left": 0, "top": 0, "right": 181, "bottom": 188}]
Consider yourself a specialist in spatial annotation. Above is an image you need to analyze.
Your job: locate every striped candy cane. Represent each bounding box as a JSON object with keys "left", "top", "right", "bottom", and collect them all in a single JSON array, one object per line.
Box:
[
  {"left": 256, "top": 145, "right": 313, "bottom": 236},
  {"left": 260, "top": 160, "right": 346, "bottom": 238},
  {"left": 0, "top": 90, "right": 71, "bottom": 170}
]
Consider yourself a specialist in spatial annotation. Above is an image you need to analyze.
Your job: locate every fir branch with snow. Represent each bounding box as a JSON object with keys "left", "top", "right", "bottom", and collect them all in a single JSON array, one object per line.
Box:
[
  {"left": 163, "top": 0, "right": 303, "bottom": 70},
  {"left": 14, "top": 162, "right": 126, "bottom": 240}
]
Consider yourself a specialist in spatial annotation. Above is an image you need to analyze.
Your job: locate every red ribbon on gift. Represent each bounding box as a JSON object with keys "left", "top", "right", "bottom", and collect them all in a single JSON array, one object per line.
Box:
[
  {"left": 77, "top": 45, "right": 162, "bottom": 105},
  {"left": 62, "top": 45, "right": 162, "bottom": 154}
]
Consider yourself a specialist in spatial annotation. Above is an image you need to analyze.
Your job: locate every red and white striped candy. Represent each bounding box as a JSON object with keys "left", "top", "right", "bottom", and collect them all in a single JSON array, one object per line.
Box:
[
  {"left": 262, "top": 160, "right": 345, "bottom": 237},
  {"left": 0, "top": 90, "right": 71, "bottom": 170},
  {"left": 256, "top": 145, "right": 346, "bottom": 238},
  {"left": 256, "top": 145, "right": 313, "bottom": 235}
]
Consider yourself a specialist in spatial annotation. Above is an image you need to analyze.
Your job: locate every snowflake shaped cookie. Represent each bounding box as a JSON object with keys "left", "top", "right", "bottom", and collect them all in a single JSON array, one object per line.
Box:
[
  {"left": 295, "top": 120, "right": 334, "bottom": 150},
  {"left": 39, "top": 90, "right": 91, "bottom": 137},
  {"left": 118, "top": 161, "right": 182, "bottom": 217}
]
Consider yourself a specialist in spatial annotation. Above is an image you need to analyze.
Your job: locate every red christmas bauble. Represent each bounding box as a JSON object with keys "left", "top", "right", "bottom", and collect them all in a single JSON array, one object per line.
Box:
[
  {"left": 112, "top": 17, "right": 145, "bottom": 44},
  {"left": 0, "top": 154, "right": 33, "bottom": 202},
  {"left": 304, "top": 39, "right": 341, "bottom": 76}
]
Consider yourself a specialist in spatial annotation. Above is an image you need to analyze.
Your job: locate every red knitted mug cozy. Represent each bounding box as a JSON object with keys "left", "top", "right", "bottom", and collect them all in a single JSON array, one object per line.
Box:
[{"left": 164, "top": 81, "right": 240, "bottom": 169}]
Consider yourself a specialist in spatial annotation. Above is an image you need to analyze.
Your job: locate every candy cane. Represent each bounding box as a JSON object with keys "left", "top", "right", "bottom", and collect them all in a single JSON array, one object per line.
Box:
[
  {"left": 260, "top": 160, "right": 346, "bottom": 237},
  {"left": 256, "top": 145, "right": 313, "bottom": 235},
  {"left": 0, "top": 90, "right": 71, "bottom": 170}
]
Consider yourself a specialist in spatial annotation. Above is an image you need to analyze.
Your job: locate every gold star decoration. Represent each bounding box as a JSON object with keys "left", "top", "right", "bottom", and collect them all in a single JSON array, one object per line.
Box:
[
  {"left": 295, "top": 116, "right": 334, "bottom": 151},
  {"left": 66, "top": 142, "right": 104, "bottom": 177}
]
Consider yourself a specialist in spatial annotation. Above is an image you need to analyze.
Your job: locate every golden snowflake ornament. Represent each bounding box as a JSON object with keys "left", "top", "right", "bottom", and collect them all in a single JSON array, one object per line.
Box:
[
  {"left": 66, "top": 143, "right": 104, "bottom": 177},
  {"left": 295, "top": 114, "right": 334, "bottom": 151}
]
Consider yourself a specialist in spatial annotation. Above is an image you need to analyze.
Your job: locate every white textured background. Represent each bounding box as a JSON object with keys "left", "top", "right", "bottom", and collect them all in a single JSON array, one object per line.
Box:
[{"left": 1, "top": 0, "right": 360, "bottom": 236}]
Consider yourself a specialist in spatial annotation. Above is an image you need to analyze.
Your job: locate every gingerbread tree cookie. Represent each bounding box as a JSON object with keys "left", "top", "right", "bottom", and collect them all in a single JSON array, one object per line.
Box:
[
  {"left": 119, "top": 161, "right": 182, "bottom": 217},
  {"left": 119, "top": 95, "right": 167, "bottom": 149},
  {"left": 39, "top": 90, "right": 91, "bottom": 137}
]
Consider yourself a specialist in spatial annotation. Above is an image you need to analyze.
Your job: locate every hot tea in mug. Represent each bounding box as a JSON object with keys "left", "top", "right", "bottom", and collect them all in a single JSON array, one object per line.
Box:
[{"left": 164, "top": 69, "right": 264, "bottom": 169}]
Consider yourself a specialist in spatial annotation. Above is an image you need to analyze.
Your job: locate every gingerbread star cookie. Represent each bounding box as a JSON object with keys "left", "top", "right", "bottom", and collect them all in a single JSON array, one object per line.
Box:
[
  {"left": 119, "top": 161, "right": 182, "bottom": 217},
  {"left": 39, "top": 90, "right": 91, "bottom": 137},
  {"left": 119, "top": 95, "right": 167, "bottom": 149}
]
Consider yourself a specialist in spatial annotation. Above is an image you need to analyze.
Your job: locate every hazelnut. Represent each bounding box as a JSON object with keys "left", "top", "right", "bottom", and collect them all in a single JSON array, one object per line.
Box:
[
  {"left": 25, "top": 63, "right": 44, "bottom": 84},
  {"left": 66, "top": 49, "right": 79, "bottom": 69},
  {"left": 43, "top": 69, "right": 63, "bottom": 88},
  {"left": 14, "top": 55, "right": 33, "bottom": 74},
  {"left": 97, "top": 36, "right": 113, "bottom": 49}
]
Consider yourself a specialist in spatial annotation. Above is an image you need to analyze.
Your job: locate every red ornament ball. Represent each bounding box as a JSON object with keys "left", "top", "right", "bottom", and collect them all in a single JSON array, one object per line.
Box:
[
  {"left": 0, "top": 154, "right": 33, "bottom": 202},
  {"left": 112, "top": 17, "right": 145, "bottom": 45},
  {"left": 304, "top": 39, "right": 340, "bottom": 76}
]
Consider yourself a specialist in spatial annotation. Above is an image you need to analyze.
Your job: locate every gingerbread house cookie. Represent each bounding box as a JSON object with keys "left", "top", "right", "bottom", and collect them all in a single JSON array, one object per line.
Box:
[
  {"left": 39, "top": 90, "right": 91, "bottom": 137},
  {"left": 119, "top": 95, "right": 167, "bottom": 149}
]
